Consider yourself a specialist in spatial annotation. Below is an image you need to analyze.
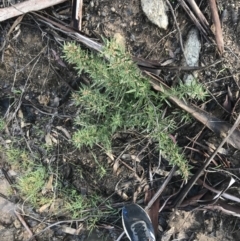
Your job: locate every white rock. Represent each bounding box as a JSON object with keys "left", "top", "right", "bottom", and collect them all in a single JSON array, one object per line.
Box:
[
  {"left": 182, "top": 27, "right": 201, "bottom": 85},
  {"left": 141, "top": 0, "right": 168, "bottom": 30}
]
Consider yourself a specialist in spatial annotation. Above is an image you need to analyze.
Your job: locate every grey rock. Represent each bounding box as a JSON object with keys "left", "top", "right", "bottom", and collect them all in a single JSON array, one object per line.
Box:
[
  {"left": 141, "top": 0, "right": 168, "bottom": 30},
  {"left": 0, "top": 228, "right": 15, "bottom": 241},
  {"left": 182, "top": 27, "right": 201, "bottom": 85},
  {"left": 0, "top": 178, "right": 16, "bottom": 225}
]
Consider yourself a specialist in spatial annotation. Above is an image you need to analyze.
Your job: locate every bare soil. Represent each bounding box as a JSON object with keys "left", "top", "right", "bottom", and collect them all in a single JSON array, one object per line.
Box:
[{"left": 1, "top": 0, "right": 240, "bottom": 240}]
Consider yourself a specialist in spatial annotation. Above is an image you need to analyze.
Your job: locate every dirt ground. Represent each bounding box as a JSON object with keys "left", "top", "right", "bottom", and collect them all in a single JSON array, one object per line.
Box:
[{"left": 1, "top": 0, "right": 240, "bottom": 240}]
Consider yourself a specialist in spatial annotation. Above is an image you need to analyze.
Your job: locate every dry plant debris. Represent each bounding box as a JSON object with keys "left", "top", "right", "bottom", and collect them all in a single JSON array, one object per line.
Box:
[{"left": 0, "top": 0, "right": 240, "bottom": 240}]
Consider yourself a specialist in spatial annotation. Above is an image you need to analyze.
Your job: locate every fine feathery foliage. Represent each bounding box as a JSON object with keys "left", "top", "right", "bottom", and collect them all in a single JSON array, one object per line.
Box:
[{"left": 62, "top": 40, "right": 207, "bottom": 179}]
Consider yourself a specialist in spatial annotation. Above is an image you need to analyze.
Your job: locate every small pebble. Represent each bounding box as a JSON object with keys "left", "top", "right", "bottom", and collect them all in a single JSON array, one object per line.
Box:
[
  {"left": 14, "top": 219, "right": 21, "bottom": 229},
  {"left": 111, "top": 7, "right": 116, "bottom": 12},
  {"left": 130, "top": 34, "right": 136, "bottom": 41},
  {"left": 232, "top": 7, "right": 238, "bottom": 25},
  {"left": 102, "top": 11, "right": 107, "bottom": 17}
]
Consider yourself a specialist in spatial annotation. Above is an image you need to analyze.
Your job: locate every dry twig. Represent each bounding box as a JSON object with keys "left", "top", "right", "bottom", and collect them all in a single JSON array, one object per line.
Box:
[
  {"left": 186, "top": 0, "right": 209, "bottom": 29},
  {"left": 0, "top": 0, "right": 67, "bottom": 22},
  {"left": 145, "top": 166, "right": 178, "bottom": 211},
  {"left": 165, "top": 0, "right": 187, "bottom": 62},
  {"left": 208, "top": 0, "right": 224, "bottom": 54},
  {"left": 177, "top": 0, "right": 210, "bottom": 40},
  {"left": 14, "top": 211, "right": 37, "bottom": 241},
  {"left": 171, "top": 112, "right": 240, "bottom": 213},
  {"left": 71, "top": 0, "right": 83, "bottom": 31}
]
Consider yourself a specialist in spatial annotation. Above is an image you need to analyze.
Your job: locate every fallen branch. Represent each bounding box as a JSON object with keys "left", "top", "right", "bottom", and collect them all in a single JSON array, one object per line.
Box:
[
  {"left": 177, "top": 0, "right": 210, "bottom": 41},
  {"left": 0, "top": 0, "right": 67, "bottom": 22},
  {"left": 208, "top": 0, "right": 224, "bottom": 54},
  {"left": 145, "top": 166, "right": 177, "bottom": 211},
  {"left": 33, "top": 12, "right": 102, "bottom": 52},
  {"left": 204, "top": 200, "right": 240, "bottom": 218},
  {"left": 186, "top": 0, "right": 209, "bottom": 30},
  {"left": 14, "top": 211, "right": 37, "bottom": 241}
]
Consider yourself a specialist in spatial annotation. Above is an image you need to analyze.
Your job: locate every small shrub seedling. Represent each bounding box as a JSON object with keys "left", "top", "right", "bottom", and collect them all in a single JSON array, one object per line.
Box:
[{"left": 63, "top": 39, "right": 207, "bottom": 178}]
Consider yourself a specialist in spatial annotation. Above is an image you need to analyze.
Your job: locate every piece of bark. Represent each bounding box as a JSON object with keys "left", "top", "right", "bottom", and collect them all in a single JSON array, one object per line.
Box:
[
  {"left": 186, "top": 0, "right": 209, "bottom": 29},
  {"left": 208, "top": 0, "right": 224, "bottom": 54},
  {"left": 71, "top": 0, "right": 83, "bottom": 31},
  {"left": 33, "top": 12, "right": 103, "bottom": 52},
  {"left": 145, "top": 190, "right": 160, "bottom": 237},
  {"left": 177, "top": 0, "right": 210, "bottom": 40},
  {"left": 0, "top": 0, "right": 67, "bottom": 22}
]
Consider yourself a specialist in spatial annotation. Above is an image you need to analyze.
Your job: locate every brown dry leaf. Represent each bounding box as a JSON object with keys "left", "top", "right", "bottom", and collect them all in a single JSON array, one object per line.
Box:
[
  {"left": 145, "top": 190, "right": 160, "bottom": 237},
  {"left": 121, "top": 154, "right": 141, "bottom": 162},
  {"left": 38, "top": 203, "right": 51, "bottom": 213},
  {"left": 50, "top": 134, "right": 58, "bottom": 144},
  {"left": 18, "top": 109, "right": 25, "bottom": 128},
  {"left": 42, "top": 174, "right": 53, "bottom": 195},
  {"left": 26, "top": 129, "right": 30, "bottom": 139},
  {"left": 51, "top": 49, "right": 67, "bottom": 68},
  {"left": 106, "top": 151, "right": 114, "bottom": 161},
  {"left": 37, "top": 94, "right": 50, "bottom": 106},
  {"left": 133, "top": 185, "right": 142, "bottom": 203},
  {"left": 56, "top": 126, "right": 71, "bottom": 139},
  {"left": 49, "top": 198, "right": 65, "bottom": 214},
  {"left": 61, "top": 226, "right": 79, "bottom": 235},
  {"left": 114, "top": 32, "right": 126, "bottom": 51},
  {"left": 45, "top": 133, "right": 53, "bottom": 146},
  {"left": 18, "top": 109, "right": 23, "bottom": 119},
  {"left": 113, "top": 159, "right": 120, "bottom": 174},
  {"left": 223, "top": 95, "right": 232, "bottom": 113},
  {"left": 20, "top": 120, "right": 25, "bottom": 128},
  {"left": 227, "top": 86, "right": 233, "bottom": 102}
]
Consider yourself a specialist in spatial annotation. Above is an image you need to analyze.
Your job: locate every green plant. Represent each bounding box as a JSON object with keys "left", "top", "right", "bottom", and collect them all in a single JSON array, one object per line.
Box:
[
  {"left": 5, "top": 147, "right": 34, "bottom": 171},
  {"left": 0, "top": 118, "right": 5, "bottom": 131},
  {"left": 91, "top": 152, "right": 107, "bottom": 178},
  {"left": 63, "top": 40, "right": 207, "bottom": 178},
  {"left": 16, "top": 165, "right": 48, "bottom": 206},
  {"left": 63, "top": 188, "right": 115, "bottom": 230}
]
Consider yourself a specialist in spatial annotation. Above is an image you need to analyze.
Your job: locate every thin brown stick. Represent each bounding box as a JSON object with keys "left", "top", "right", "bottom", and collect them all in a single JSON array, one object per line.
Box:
[
  {"left": 14, "top": 211, "right": 37, "bottom": 241},
  {"left": 186, "top": 0, "right": 209, "bottom": 29},
  {"left": 165, "top": 0, "right": 187, "bottom": 62},
  {"left": 0, "top": 0, "right": 67, "bottom": 22},
  {"left": 204, "top": 200, "right": 240, "bottom": 217},
  {"left": 171, "top": 112, "right": 240, "bottom": 212},
  {"left": 177, "top": 0, "right": 210, "bottom": 40},
  {"left": 208, "top": 0, "right": 224, "bottom": 54},
  {"left": 147, "top": 72, "right": 240, "bottom": 150},
  {"left": 32, "top": 12, "right": 103, "bottom": 52},
  {"left": 197, "top": 179, "right": 240, "bottom": 203},
  {"left": 78, "top": 0, "right": 83, "bottom": 31},
  {"left": 145, "top": 166, "right": 177, "bottom": 210}
]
